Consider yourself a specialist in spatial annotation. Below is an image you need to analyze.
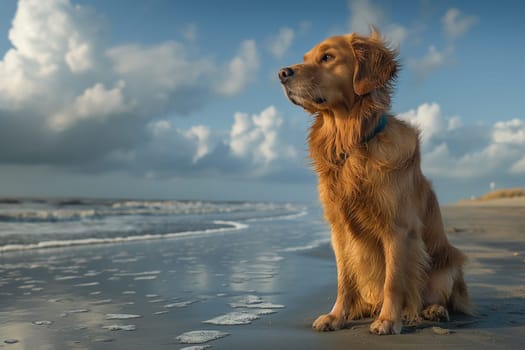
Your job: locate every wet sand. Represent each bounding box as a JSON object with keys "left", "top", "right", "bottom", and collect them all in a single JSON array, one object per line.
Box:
[{"left": 1, "top": 203, "right": 524, "bottom": 349}]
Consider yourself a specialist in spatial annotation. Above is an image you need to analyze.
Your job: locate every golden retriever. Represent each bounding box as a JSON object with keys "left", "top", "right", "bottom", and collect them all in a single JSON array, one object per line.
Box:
[{"left": 278, "top": 29, "right": 470, "bottom": 335}]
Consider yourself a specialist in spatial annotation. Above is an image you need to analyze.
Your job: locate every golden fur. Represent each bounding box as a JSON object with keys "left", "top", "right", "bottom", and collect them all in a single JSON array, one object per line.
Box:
[{"left": 279, "top": 29, "right": 470, "bottom": 335}]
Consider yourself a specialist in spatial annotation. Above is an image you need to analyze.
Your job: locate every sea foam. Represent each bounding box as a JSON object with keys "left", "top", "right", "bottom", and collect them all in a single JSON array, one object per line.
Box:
[
  {"left": 102, "top": 324, "right": 137, "bottom": 331},
  {"left": 176, "top": 330, "right": 229, "bottom": 344},
  {"left": 203, "top": 311, "right": 259, "bottom": 325},
  {"left": 105, "top": 313, "right": 142, "bottom": 320},
  {"left": 0, "top": 220, "right": 248, "bottom": 252}
]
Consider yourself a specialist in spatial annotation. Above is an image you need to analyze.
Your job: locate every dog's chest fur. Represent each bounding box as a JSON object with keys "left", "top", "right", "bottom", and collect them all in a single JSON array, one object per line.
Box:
[
  {"left": 308, "top": 115, "right": 420, "bottom": 239},
  {"left": 317, "top": 153, "right": 390, "bottom": 237}
]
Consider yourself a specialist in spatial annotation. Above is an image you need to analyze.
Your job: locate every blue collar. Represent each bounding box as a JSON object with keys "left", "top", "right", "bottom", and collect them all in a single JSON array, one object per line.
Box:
[{"left": 363, "top": 114, "right": 388, "bottom": 143}]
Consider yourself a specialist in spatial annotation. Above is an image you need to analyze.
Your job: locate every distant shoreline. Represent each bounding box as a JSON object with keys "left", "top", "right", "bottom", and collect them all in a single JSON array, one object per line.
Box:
[{"left": 452, "top": 195, "right": 525, "bottom": 207}]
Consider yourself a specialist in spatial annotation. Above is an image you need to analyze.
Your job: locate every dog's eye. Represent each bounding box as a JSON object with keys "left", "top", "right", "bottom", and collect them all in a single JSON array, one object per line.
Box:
[{"left": 319, "top": 54, "right": 335, "bottom": 63}]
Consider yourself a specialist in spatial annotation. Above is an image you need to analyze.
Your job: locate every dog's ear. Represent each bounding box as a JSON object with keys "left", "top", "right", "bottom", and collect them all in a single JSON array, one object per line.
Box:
[{"left": 350, "top": 32, "right": 398, "bottom": 96}]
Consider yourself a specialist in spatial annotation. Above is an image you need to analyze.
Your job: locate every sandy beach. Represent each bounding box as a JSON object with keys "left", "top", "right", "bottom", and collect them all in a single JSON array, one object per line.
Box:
[{"left": 1, "top": 201, "right": 524, "bottom": 349}]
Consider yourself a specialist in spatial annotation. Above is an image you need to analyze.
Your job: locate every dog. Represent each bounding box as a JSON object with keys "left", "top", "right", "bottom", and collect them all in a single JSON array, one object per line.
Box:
[{"left": 278, "top": 29, "right": 470, "bottom": 335}]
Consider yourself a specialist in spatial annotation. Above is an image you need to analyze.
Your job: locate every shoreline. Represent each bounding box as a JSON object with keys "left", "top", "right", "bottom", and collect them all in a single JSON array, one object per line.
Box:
[{"left": 1, "top": 205, "right": 524, "bottom": 349}]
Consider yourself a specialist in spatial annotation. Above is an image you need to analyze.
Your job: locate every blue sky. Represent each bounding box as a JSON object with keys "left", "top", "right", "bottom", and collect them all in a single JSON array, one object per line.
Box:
[{"left": 0, "top": 0, "right": 524, "bottom": 204}]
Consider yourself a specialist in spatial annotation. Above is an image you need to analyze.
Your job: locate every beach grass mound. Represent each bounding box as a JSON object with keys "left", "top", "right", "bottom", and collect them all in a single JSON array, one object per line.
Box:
[{"left": 477, "top": 188, "right": 525, "bottom": 201}]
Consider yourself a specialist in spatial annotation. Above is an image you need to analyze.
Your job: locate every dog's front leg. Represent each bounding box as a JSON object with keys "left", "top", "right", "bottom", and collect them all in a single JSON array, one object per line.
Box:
[
  {"left": 312, "top": 227, "right": 355, "bottom": 331},
  {"left": 370, "top": 234, "right": 405, "bottom": 335},
  {"left": 312, "top": 265, "right": 354, "bottom": 331}
]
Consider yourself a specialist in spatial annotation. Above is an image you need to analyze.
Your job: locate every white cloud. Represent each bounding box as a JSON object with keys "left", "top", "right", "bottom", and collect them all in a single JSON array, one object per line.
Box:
[
  {"left": 107, "top": 41, "right": 216, "bottom": 115},
  {"left": 0, "top": 0, "right": 101, "bottom": 107},
  {"left": 65, "top": 38, "right": 93, "bottom": 73},
  {"left": 349, "top": 0, "right": 384, "bottom": 34},
  {"left": 0, "top": 0, "right": 265, "bottom": 173},
  {"left": 1, "top": 0, "right": 261, "bottom": 133},
  {"left": 442, "top": 8, "right": 479, "bottom": 40},
  {"left": 229, "top": 106, "right": 297, "bottom": 167},
  {"left": 398, "top": 102, "right": 446, "bottom": 146},
  {"left": 137, "top": 119, "right": 201, "bottom": 172},
  {"left": 117, "top": 105, "right": 306, "bottom": 180},
  {"left": 140, "top": 118, "right": 223, "bottom": 173},
  {"left": 107, "top": 42, "right": 213, "bottom": 90},
  {"left": 50, "top": 80, "right": 128, "bottom": 131},
  {"left": 511, "top": 156, "right": 525, "bottom": 174},
  {"left": 217, "top": 40, "right": 259, "bottom": 96},
  {"left": 348, "top": 0, "right": 408, "bottom": 47},
  {"left": 148, "top": 120, "right": 172, "bottom": 137},
  {"left": 409, "top": 8, "right": 477, "bottom": 80},
  {"left": 186, "top": 125, "right": 212, "bottom": 163},
  {"left": 9, "top": 0, "right": 79, "bottom": 71},
  {"left": 409, "top": 45, "right": 454, "bottom": 81},
  {"left": 398, "top": 103, "right": 463, "bottom": 147},
  {"left": 448, "top": 116, "right": 463, "bottom": 130},
  {"left": 421, "top": 142, "right": 512, "bottom": 179},
  {"left": 386, "top": 24, "right": 408, "bottom": 48},
  {"left": 399, "top": 102, "right": 525, "bottom": 182},
  {"left": 0, "top": 49, "right": 36, "bottom": 106},
  {"left": 268, "top": 27, "right": 295, "bottom": 59},
  {"left": 492, "top": 119, "right": 525, "bottom": 145}
]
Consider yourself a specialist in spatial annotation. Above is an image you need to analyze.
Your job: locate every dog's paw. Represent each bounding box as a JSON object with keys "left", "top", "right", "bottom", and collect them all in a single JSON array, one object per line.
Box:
[
  {"left": 422, "top": 304, "right": 450, "bottom": 322},
  {"left": 312, "top": 313, "right": 345, "bottom": 332},
  {"left": 369, "top": 318, "right": 402, "bottom": 335}
]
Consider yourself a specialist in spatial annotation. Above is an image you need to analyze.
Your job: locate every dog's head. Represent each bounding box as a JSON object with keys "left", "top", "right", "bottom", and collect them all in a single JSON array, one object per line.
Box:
[{"left": 279, "top": 29, "right": 398, "bottom": 114}]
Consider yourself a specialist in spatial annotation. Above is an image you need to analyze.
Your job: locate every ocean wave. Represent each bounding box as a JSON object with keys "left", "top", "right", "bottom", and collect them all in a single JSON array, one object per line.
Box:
[
  {"left": 0, "top": 209, "right": 101, "bottom": 222},
  {"left": 280, "top": 237, "right": 331, "bottom": 252},
  {"left": 0, "top": 198, "right": 22, "bottom": 204},
  {"left": 110, "top": 200, "right": 302, "bottom": 215},
  {"left": 245, "top": 210, "right": 308, "bottom": 222},
  {"left": 0, "top": 220, "right": 248, "bottom": 252},
  {"left": 0, "top": 200, "right": 307, "bottom": 223},
  {"left": 57, "top": 199, "right": 95, "bottom": 206}
]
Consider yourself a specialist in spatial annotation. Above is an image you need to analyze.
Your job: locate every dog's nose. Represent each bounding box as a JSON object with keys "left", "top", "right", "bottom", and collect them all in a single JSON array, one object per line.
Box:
[{"left": 278, "top": 67, "right": 294, "bottom": 83}]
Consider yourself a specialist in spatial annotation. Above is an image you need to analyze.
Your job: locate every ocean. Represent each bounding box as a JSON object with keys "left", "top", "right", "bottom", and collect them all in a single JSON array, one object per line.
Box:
[
  {"left": 0, "top": 197, "right": 523, "bottom": 348},
  {"left": 0, "top": 197, "right": 310, "bottom": 252},
  {"left": 0, "top": 196, "right": 337, "bottom": 348}
]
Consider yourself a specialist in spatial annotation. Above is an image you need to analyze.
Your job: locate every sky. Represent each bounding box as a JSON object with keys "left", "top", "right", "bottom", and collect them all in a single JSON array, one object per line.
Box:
[{"left": 0, "top": 0, "right": 524, "bottom": 204}]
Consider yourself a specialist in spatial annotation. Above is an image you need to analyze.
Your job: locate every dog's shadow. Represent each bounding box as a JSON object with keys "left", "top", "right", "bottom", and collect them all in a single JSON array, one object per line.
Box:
[
  {"left": 342, "top": 293, "right": 525, "bottom": 335},
  {"left": 401, "top": 294, "right": 525, "bottom": 334}
]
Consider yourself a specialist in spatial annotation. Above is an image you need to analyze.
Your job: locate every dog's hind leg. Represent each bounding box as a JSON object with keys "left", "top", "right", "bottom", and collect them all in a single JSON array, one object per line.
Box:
[{"left": 422, "top": 304, "right": 450, "bottom": 322}]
